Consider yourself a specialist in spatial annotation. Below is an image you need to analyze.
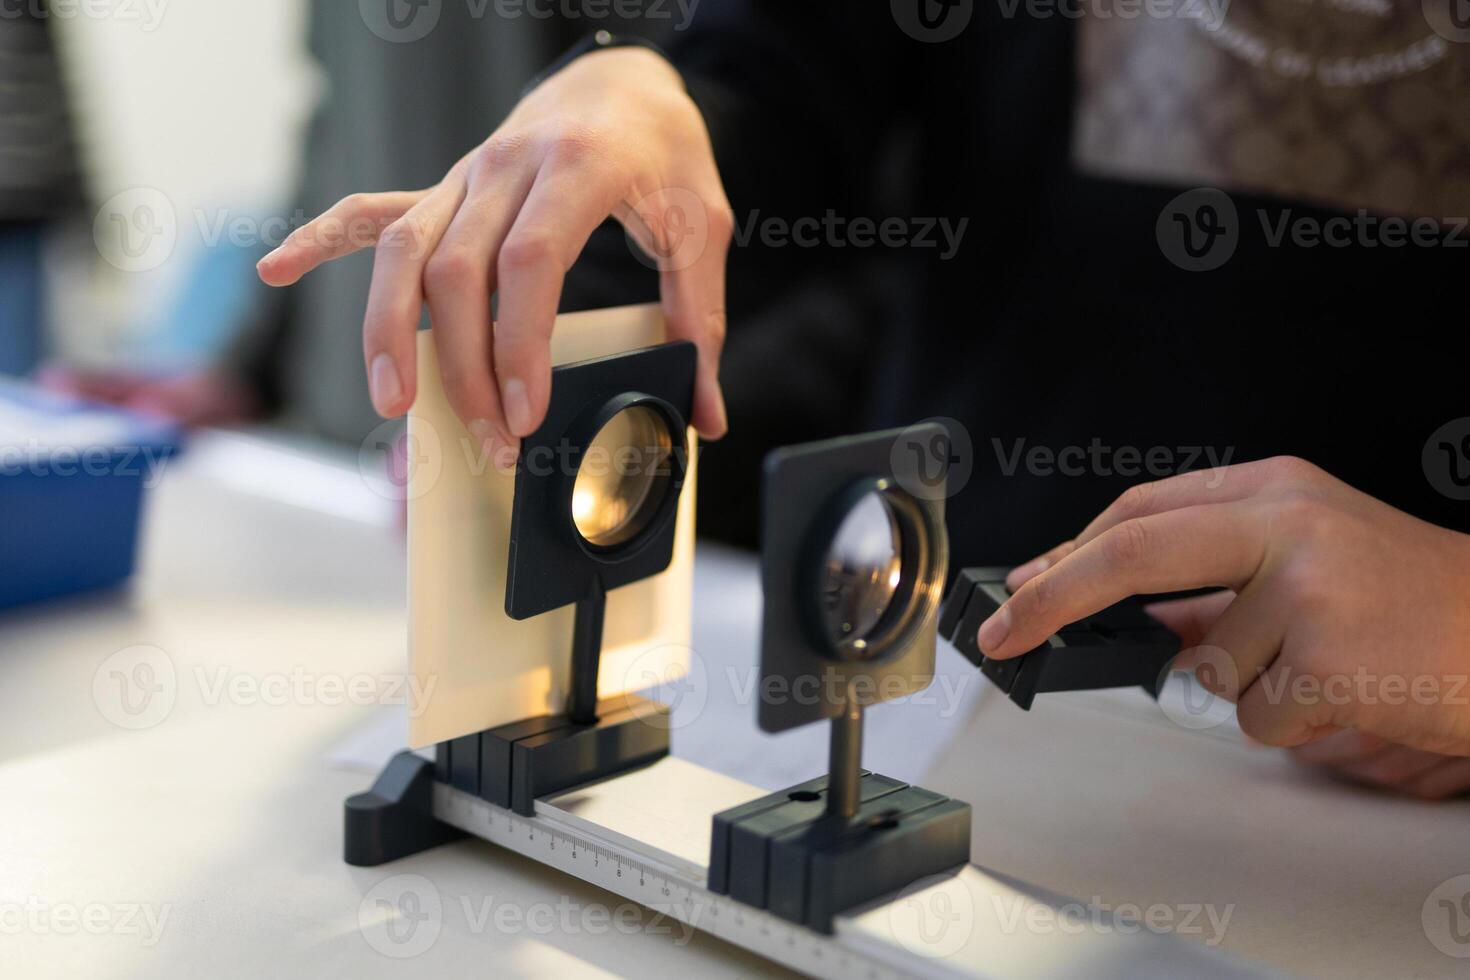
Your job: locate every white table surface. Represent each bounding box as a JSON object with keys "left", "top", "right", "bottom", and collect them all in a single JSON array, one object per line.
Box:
[{"left": 3, "top": 431, "right": 1468, "bottom": 979}]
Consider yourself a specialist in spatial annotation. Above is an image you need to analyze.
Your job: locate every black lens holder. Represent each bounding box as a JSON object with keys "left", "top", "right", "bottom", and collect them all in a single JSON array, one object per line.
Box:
[
  {"left": 506, "top": 342, "right": 695, "bottom": 620},
  {"left": 708, "top": 424, "right": 972, "bottom": 934}
]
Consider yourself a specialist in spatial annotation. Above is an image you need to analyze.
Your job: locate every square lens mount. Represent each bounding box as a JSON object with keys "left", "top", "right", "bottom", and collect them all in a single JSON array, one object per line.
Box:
[
  {"left": 757, "top": 424, "right": 949, "bottom": 734},
  {"left": 505, "top": 341, "right": 696, "bottom": 620}
]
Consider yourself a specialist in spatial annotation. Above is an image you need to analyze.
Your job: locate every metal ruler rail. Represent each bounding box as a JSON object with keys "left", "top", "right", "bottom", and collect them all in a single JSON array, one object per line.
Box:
[{"left": 432, "top": 781, "right": 921, "bottom": 980}]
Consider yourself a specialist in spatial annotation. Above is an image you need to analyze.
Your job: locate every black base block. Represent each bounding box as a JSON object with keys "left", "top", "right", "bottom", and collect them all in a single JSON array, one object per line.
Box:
[
  {"left": 709, "top": 773, "right": 972, "bottom": 933},
  {"left": 461, "top": 694, "right": 670, "bottom": 816},
  {"left": 346, "top": 697, "right": 671, "bottom": 865},
  {"left": 344, "top": 751, "right": 466, "bottom": 867}
]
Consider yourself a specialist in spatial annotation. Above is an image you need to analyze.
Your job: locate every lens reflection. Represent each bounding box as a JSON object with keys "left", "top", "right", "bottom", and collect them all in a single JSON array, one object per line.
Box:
[
  {"left": 572, "top": 405, "right": 675, "bottom": 549},
  {"left": 819, "top": 491, "right": 903, "bottom": 649}
]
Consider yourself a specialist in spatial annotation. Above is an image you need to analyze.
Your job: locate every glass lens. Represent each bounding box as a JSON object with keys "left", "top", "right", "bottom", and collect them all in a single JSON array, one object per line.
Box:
[
  {"left": 819, "top": 491, "right": 903, "bottom": 648},
  {"left": 572, "top": 405, "right": 675, "bottom": 549}
]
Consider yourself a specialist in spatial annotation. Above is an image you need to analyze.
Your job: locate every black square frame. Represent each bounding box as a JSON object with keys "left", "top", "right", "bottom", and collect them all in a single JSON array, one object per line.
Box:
[
  {"left": 757, "top": 424, "right": 948, "bottom": 734},
  {"left": 505, "top": 341, "right": 696, "bottom": 620}
]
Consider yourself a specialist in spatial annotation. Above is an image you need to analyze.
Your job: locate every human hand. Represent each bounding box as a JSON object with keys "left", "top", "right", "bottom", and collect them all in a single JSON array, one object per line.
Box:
[
  {"left": 256, "top": 47, "right": 733, "bottom": 465},
  {"left": 1289, "top": 729, "right": 1470, "bottom": 800},
  {"left": 37, "top": 364, "right": 261, "bottom": 427},
  {"left": 981, "top": 457, "right": 1470, "bottom": 756}
]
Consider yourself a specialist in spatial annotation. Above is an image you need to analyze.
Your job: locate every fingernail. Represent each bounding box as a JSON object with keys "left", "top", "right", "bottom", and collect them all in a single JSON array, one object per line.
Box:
[
  {"left": 502, "top": 378, "right": 532, "bottom": 436},
  {"left": 1007, "top": 557, "right": 1049, "bottom": 589},
  {"left": 977, "top": 605, "right": 1011, "bottom": 654},
  {"left": 711, "top": 389, "right": 729, "bottom": 437},
  {"left": 467, "top": 419, "right": 496, "bottom": 462},
  {"left": 369, "top": 353, "right": 403, "bottom": 416},
  {"left": 493, "top": 440, "right": 520, "bottom": 473}
]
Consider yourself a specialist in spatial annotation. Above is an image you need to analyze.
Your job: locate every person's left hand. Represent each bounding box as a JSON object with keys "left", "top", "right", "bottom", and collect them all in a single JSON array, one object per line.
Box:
[{"left": 980, "top": 456, "right": 1470, "bottom": 758}]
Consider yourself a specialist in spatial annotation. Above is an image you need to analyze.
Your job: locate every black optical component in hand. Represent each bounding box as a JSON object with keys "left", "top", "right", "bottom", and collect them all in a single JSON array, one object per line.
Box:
[
  {"left": 938, "top": 568, "right": 1180, "bottom": 709},
  {"left": 505, "top": 341, "right": 695, "bottom": 620},
  {"left": 346, "top": 341, "right": 700, "bottom": 860}
]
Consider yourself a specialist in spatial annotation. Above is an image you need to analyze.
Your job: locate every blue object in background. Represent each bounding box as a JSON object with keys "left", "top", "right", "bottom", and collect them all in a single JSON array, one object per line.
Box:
[
  {"left": 0, "top": 223, "right": 44, "bottom": 376},
  {"left": 0, "top": 382, "right": 182, "bottom": 610}
]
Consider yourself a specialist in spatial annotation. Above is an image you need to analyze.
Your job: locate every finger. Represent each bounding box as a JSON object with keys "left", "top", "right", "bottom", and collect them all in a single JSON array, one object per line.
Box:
[
  {"left": 424, "top": 157, "right": 538, "bottom": 459},
  {"left": 1236, "top": 660, "right": 1341, "bottom": 747},
  {"left": 494, "top": 155, "right": 626, "bottom": 438},
  {"left": 618, "top": 185, "right": 733, "bottom": 439},
  {"left": 362, "top": 181, "right": 468, "bottom": 418},
  {"left": 1290, "top": 729, "right": 1392, "bottom": 766},
  {"left": 1331, "top": 743, "right": 1455, "bottom": 790},
  {"left": 979, "top": 502, "right": 1265, "bottom": 659},
  {"left": 1006, "top": 541, "right": 1077, "bottom": 591},
  {"left": 1189, "top": 577, "right": 1291, "bottom": 704},
  {"left": 1071, "top": 458, "right": 1297, "bottom": 552},
  {"left": 1143, "top": 590, "right": 1236, "bottom": 648},
  {"left": 257, "top": 190, "right": 429, "bottom": 287},
  {"left": 1403, "top": 758, "right": 1470, "bottom": 800},
  {"left": 660, "top": 199, "right": 733, "bottom": 440}
]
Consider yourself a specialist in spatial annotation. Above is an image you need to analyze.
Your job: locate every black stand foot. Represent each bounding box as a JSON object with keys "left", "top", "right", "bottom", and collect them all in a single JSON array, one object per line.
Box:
[
  {"left": 441, "top": 693, "right": 671, "bottom": 817},
  {"left": 344, "top": 751, "right": 466, "bottom": 867},
  {"left": 708, "top": 772, "right": 971, "bottom": 933}
]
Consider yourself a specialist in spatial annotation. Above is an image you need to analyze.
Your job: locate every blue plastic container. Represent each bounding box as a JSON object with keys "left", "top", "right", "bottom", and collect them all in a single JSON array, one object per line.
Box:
[{"left": 0, "top": 382, "right": 181, "bottom": 610}]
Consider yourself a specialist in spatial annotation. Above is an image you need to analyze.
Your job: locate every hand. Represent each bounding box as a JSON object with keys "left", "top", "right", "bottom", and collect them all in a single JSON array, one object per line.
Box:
[
  {"left": 981, "top": 456, "right": 1470, "bottom": 756},
  {"left": 1290, "top": 730, "right": 1470, "bottom": 800},
  {"left": 37, "top": 364, "right": 261, "bottom": 427},
  {"left": 256, "top": 47, "right": 733, "bottom": 464}
]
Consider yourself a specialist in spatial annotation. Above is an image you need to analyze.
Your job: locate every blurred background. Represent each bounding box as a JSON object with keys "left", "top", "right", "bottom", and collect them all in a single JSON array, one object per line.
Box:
[{"left": 11, "top": 1, "right": 684, "bottom": 441}]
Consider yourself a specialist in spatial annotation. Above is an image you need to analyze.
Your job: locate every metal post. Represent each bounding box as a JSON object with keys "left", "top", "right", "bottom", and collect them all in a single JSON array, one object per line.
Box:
[
  {"left": 567, "top": 577, "right": 605, "bottom": 725},
  {"left": 826, "top": 689, "right": 864, "bottom": 819}
]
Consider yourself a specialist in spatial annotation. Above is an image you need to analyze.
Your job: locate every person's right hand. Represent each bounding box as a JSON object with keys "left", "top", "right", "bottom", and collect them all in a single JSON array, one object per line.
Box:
[{"left": 256, "top": 46, "right": 733, "bottom": 465}]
